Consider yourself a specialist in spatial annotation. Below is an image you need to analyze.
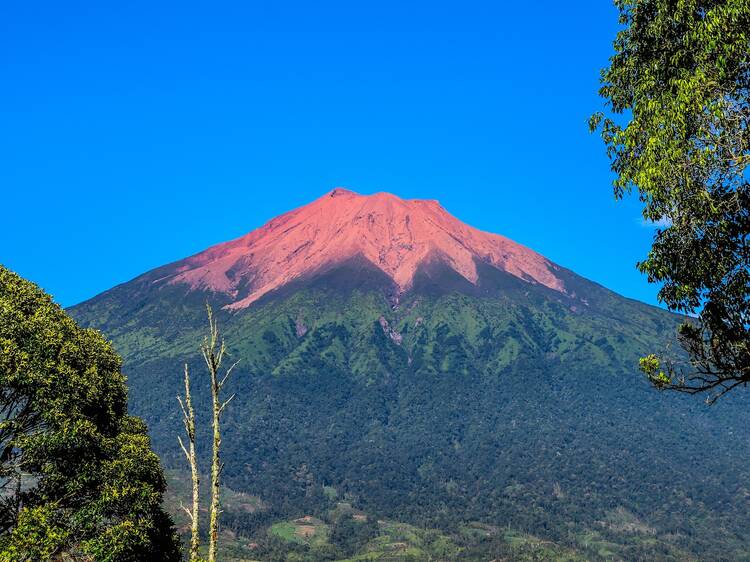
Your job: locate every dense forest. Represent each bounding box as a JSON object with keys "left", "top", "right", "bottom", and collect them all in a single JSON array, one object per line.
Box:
[{"left": 71, "top": 260, "right": 750, "bottom": 561}]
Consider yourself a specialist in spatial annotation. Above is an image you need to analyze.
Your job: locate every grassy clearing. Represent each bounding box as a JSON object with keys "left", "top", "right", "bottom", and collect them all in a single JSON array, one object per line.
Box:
[
  {"left": 270, "top": 522, "right": 305, "bottom": 544},
  {"left": 270, "top": 516, "right": 329, "bottom": 548}
]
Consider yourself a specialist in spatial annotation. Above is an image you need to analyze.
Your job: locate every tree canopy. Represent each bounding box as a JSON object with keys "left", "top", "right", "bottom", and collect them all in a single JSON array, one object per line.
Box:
[
  {"left": 591, "top": 0, "right": 750, "bottom": 401},
  {"left": 0, "top": 265, "right": 180, "bottom": 561}
]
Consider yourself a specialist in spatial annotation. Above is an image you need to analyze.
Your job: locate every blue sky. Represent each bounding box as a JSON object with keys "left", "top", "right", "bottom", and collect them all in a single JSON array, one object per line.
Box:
[{"left": 0, "top": 1, "right": 662, "bottom": 308}]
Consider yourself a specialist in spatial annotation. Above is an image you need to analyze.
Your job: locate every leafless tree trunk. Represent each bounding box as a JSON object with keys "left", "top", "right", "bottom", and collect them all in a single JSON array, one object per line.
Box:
[
  {"left": 201, "top": 305, "right": 237, "bottom": 562},
  {"left": 177, "top": 364, "right": 200, "bottom": 562}
]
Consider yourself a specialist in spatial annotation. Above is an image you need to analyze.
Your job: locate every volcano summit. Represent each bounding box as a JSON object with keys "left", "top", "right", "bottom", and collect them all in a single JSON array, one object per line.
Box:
[{"left": 152, "top": 188, "right": 566, "bottom": 309}]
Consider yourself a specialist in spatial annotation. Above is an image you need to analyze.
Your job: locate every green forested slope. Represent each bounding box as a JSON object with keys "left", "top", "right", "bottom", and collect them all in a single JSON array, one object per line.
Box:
[{"left": 71, "top": 261, "right": 750, "bottom": 561}]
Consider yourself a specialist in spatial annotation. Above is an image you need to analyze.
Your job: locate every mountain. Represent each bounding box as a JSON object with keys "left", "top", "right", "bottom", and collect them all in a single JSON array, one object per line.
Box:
[
  {"left": 147, "top": 187, "right": 566, "bottom": 309},
  {"left": 71, "top": 189, "right": 750, "bottom": 561}
]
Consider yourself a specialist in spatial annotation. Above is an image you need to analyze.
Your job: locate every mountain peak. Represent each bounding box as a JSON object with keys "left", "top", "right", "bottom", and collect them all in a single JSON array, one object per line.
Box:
[
  {"left": 327, "top": 187, "right": 357, "bottom": 198},
  {"left": 324, "top": 187, "right": 440, "bottom": 208},
  {"left": 159, "top": 189, "right": 566, "bottom": 309}
]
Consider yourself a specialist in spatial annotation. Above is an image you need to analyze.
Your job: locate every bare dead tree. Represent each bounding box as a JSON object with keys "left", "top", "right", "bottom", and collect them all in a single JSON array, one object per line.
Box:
[
  {"left": 200, "top": 304, "right": 237, "bottom": 562},
  {"left": 177, "top": 364, "right": 200, "bottom": 562}
]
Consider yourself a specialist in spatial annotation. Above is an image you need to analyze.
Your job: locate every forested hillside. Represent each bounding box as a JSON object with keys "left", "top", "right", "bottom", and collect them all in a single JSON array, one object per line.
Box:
[{"left": 71, "top": 256, "right": 750, "bottom": 561}]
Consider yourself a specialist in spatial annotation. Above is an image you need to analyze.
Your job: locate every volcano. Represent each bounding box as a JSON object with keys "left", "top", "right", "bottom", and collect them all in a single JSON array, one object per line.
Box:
[
  {"left": 70, "top": 189, "right": 750, "bottom": 561},
  {"left": 154, "top": 188, "right": 566, "bottom": 308}
]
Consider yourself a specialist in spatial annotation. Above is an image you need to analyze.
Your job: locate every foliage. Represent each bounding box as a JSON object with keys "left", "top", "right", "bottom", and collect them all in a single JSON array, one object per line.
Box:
[
  {"left": 0, "top": 265, "right": 180, "bottom": 561},
  {"left": 591, "top": 0, "right": 750, "bottom": 400}
]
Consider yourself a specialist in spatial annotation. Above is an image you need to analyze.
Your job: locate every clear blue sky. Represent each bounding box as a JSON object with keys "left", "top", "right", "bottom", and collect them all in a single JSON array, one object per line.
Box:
[{"left": 0, "top": 1, "right": 662, "bottom": 308}]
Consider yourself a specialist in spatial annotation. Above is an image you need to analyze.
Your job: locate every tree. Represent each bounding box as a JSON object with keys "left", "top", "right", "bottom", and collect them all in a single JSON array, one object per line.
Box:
[
  {"left": 0, "top": 265, "right": 181, "bottom": 561},
  {"left": 591, "top": 0, "right": 749, "bottom": 401},
  {"left": 178, "top": 364, "right": 201, "bottom": 562},
  {"left": 201, "top": 305, "right": 237, "bottom": 562},
  {"left": 176, "top": 306, "right": 237, "bottom": 562}
]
